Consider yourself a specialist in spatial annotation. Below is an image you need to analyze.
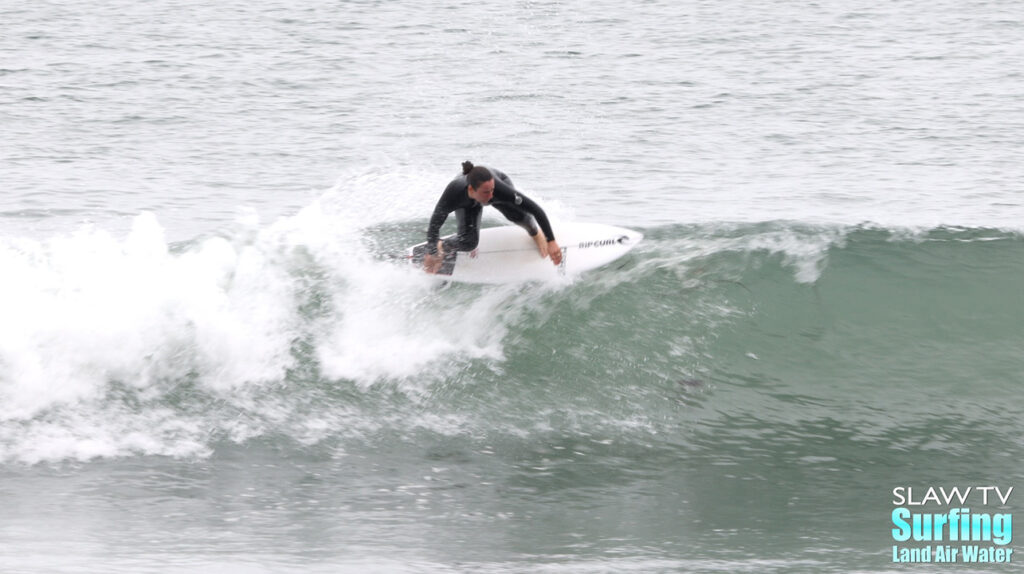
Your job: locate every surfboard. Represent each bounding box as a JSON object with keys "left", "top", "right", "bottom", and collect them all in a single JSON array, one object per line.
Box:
[{"left": 407, "top": 222, "right": 643, "bottom": 284}]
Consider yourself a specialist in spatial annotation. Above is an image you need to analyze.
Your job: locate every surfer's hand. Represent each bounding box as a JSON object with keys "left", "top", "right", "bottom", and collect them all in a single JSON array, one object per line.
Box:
[
  {"left": 532, "top": 232, "right": 548, "bottom": 259},
  {"left": 548, "top": 240, "right": 563, "bottom": 266}
]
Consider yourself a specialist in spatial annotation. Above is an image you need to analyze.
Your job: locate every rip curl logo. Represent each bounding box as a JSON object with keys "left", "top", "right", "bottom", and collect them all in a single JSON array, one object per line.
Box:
[
  {"left": 577, "top": 236, "right": 630, "bottom": 249},
  {"left": 514, "top": 193, "right": 523, "bottom": 205},
  {"left": 891, "top": 486, "right": 1015, "bottom": 564}
]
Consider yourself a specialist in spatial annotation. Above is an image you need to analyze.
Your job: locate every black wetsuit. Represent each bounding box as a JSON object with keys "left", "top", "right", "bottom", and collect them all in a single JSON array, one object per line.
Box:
[{"left": 425, "top": 168, "right": 556, "bottom": 256}]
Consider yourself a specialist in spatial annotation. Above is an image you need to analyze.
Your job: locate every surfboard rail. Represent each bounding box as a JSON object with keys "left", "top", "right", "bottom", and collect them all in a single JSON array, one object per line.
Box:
[{"left": 407, "top": 222, "right": 642, "bottom": 284}]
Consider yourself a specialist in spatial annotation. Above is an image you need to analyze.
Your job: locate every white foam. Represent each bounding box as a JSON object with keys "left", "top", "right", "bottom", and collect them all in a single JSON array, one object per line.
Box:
[{"left": 0, "top": 172, "right": 543, "bottom": 461}]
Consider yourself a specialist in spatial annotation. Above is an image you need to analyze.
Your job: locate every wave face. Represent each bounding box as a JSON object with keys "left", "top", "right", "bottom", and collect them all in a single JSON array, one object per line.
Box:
[{"left": 2, "top": 198, "right": 1021, "bottom": 465}]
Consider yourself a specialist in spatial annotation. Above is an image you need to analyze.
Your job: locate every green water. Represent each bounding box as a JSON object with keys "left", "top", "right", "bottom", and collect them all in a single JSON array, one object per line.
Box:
[{"left": 2, "top": 223, "right": 1022, "bottom": 572}]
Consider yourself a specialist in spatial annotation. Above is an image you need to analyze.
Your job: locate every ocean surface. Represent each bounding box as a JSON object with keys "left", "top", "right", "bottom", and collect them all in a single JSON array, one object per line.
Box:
[{"left": 2, "top": 1, "right": 1023, "bottom": 572}]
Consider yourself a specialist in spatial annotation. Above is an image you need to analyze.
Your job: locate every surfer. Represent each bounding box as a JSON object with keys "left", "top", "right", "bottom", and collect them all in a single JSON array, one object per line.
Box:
[{"left": 423, "top": 161, "right": 563, "bottom": 274}]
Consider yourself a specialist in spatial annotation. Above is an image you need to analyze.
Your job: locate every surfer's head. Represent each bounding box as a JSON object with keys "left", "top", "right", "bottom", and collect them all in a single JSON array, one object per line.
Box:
[{"left": 462, "top": 161, "right": 494, "bottom": 205}]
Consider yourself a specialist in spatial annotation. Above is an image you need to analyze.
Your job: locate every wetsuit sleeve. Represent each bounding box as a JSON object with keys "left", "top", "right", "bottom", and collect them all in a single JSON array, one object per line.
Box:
[
  {"left": 492, "top": 178, "right": 557, "bottom": 242},
  {"left": 426, "top": 181, "right": 461, "bottom": 255},
  {"left": 425, "top": 206, "right": 449, "bottom": 256}
]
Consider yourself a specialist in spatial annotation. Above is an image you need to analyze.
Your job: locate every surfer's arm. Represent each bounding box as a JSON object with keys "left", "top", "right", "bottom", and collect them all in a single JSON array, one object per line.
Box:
[
  {"left": 423, "top": 213, "right": 447, "bottom": 273},
  {"left": 515, "top": 193, "right": 556, "bottom": 243},
  {"left": 425, "top": 207, "right": 449, "bottom": 256},
  {"left": 492, "top": 181, "right": 562, "bottom": 265},
  {"left": 426, "top": 182, "right": 462, "bottom": 256},
  {"left": 527, "top": 231, "right": 563, "bottom": 265},
  {"left": 491, "top": 180, "right": 556, "bottom": 242}
]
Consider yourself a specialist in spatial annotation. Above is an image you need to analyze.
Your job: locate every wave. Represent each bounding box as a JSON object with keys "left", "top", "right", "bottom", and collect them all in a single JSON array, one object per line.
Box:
[{"left": 1, "top": 187, "right": 1021, "bottom": 463}]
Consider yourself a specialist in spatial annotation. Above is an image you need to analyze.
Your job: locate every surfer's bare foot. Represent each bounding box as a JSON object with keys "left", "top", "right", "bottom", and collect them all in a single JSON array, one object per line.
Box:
[
  {"left": 424, "top": 254, "right": 442, "bottom": 273},
  {"left": 424, "top": 241, "right": 445, "bottom": 273}
]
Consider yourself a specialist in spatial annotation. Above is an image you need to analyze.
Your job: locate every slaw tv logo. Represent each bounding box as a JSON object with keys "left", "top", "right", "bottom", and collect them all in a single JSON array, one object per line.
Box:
[{"left": 891, "top": 486, "right": 1014, "bottom": 564}]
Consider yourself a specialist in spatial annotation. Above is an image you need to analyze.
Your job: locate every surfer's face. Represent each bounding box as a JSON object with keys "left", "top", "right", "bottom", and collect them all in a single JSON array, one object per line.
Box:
[{"left": 469, "top": 179, "right": 495, "bottom": 205}]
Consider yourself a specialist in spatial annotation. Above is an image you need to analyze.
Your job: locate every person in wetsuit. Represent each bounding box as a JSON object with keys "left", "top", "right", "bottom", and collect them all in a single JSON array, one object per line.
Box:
[{"left": 423, "top": 161, "right": 563, "bottom": 274}]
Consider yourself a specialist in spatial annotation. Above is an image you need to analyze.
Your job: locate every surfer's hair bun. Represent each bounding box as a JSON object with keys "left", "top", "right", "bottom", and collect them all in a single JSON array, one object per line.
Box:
[
  {"left": 462, "top": 161, "right": 475, "bottom": 175},
  {"left": 466, "top": 166, "right": 493, "bottom": 189}
]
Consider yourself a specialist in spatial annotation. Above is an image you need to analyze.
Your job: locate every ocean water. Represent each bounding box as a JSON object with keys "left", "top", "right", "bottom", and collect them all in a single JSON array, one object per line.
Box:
[{"left": 2, "top": 1, "right": 1023, "bottom": 572}]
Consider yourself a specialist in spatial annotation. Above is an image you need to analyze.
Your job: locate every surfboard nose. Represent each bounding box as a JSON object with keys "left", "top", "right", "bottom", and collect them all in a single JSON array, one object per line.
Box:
[{"left": 612, "top": 227, "right": 643, "bottom": 247}]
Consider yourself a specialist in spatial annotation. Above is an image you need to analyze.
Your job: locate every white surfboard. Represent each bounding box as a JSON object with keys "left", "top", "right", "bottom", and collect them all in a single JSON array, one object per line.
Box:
[{"left": 407, "top": 222, "right": 643, "bottom": 284}]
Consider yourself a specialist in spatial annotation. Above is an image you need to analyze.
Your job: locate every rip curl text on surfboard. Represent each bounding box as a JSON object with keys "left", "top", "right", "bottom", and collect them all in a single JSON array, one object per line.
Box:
[{"left": 576, "top": 235, "right": 631, "bottom": 249}]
